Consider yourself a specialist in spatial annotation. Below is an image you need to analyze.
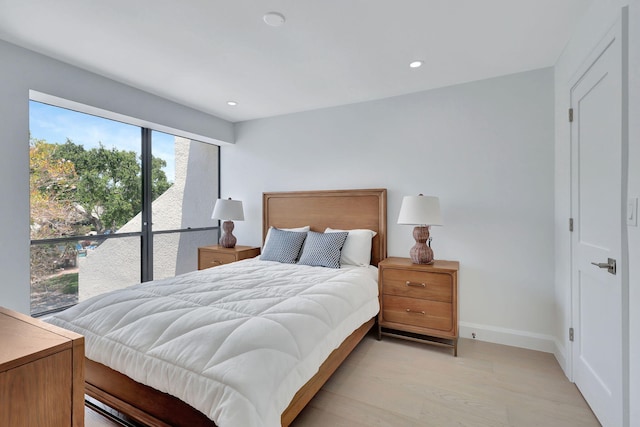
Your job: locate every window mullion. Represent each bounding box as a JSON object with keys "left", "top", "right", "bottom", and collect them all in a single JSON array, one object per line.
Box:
[{"left": 141, "top": 128, "right": 153, "bottom": 282}]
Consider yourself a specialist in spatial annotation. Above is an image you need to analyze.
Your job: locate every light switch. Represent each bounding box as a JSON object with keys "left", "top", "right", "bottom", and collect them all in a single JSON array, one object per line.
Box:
[{"left": 628, "top": 197, "right": 638, "bottom": 227}]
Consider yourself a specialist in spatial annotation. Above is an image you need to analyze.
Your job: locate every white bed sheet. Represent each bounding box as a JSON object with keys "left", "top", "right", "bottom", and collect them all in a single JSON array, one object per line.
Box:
[{"left": 48, "top": 258, "right": 379, "bottom": 427}]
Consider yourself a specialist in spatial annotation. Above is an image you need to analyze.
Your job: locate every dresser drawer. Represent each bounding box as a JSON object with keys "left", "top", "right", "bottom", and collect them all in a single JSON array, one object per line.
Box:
[
  {"left": 198, "top": 252, "right": 237, "bottom": 269},
  {"left": 382, "top": 268, "right": 452, "bottom": 302},
  {"left": 381, "top": 295, "right": 453, "bottom": 332}
]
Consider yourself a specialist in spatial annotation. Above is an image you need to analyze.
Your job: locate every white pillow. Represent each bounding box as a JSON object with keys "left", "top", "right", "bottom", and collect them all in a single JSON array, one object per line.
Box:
[
  {"left": 325, "top": 228, "right": 377, "bottom": 266},
  {"left": 264, "top": 226, "right": 310, "bottom": 248}
]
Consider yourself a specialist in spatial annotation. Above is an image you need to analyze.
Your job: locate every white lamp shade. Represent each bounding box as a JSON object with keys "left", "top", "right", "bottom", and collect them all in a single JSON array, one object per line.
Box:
[
  {"left": 397, "top": 195, "right": 442, "bottom": 226},
  {"left": 212, "top": 198, "right": 244, "bottom": 221}
]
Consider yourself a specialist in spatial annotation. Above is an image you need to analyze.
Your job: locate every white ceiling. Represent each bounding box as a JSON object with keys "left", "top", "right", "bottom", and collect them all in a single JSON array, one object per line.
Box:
[{"left": 0, "top": 0, "right": 592, "bottom": 123}]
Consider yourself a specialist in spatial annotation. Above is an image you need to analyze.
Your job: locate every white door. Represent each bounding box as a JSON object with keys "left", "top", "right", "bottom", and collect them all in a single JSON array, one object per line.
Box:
[{"left": 570, "top": 17, "right": 625, "bottom": 427}]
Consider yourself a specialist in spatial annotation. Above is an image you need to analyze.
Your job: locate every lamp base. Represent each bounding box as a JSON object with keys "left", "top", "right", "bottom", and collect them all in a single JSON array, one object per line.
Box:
[
  {"left": 219, "top": 220, "right": 237, "bottom": 248},
  {"left": 409, "top": 226, "right": 434, "bottom": 264}
]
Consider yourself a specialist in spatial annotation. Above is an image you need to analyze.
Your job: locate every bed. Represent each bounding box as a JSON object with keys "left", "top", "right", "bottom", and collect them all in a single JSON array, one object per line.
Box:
[{"left": 48, "top": 188, "right": 387, "bottom": 427}]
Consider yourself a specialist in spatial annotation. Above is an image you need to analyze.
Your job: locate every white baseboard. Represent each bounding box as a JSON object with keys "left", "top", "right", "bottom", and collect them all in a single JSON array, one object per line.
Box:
[
  {"left": 553, "top": 337, "right": 571, "bottom": 379},
  {"left": 459, "top": 321, "right": 556, "bottom": 353}
]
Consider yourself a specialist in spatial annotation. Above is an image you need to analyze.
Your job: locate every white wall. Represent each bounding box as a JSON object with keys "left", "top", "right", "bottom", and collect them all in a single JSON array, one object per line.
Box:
[
  {"left": 0, "top": 40, "right": 233, "bottom": 314},
  {"left": 554, "top": 1, "right": 638, "bottom": 425},
  {"left": 222, "top": 68, "right": 556, "bottom": 351}
]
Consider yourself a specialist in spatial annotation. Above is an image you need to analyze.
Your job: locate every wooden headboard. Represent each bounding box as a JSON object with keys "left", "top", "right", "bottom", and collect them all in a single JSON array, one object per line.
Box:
[{"left": 262, "top": 189, "right": 387, "bottom": 266}]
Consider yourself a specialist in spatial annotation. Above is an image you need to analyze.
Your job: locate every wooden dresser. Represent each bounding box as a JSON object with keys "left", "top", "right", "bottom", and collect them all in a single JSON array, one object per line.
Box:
[
  {"left": 198, "top": 245, "right": 261, "bottom": 270},
  {"left": 378, "top": 257, "right": 460, "bottom": 356},
  {"left": 0, "top": 307, "right": 84, "bottom": 427}
]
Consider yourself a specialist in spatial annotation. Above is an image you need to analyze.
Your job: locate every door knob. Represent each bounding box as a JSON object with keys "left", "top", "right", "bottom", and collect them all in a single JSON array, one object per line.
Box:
[{"left": 591, "top": 258, "right": 616, "bottom": 275}]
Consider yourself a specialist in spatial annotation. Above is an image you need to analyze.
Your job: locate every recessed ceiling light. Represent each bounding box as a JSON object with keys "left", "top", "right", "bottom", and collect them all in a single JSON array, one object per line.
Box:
[
  {"left": 227, "top": 101, "right": 238, "bottom": 106},
  {"left": 263, "top": 12, "right": 286, "bottom": 27},
  {"left": 409, "top": 60, "right": 423, "bottom": 69}
]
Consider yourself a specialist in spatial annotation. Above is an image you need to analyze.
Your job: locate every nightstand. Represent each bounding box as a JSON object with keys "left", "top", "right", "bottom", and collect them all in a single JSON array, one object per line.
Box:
[
  {"left": 377, "top": 257, "right": 460, "bottom": 356},
  {"left": 198, "top": 245, "right": 261, "bottom": 270}
]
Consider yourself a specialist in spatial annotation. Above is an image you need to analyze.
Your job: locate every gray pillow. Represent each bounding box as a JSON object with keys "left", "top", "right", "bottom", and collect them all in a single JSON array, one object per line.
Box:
[
  {"left": 260, "top": 228, "right": 307, "bottom": 264},
  {"left": 298, "top": 231, "right": 349, "bottom": 269}
]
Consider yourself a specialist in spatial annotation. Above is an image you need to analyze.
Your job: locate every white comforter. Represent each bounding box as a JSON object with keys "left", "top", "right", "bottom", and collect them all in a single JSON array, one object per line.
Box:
[{"left": 48, "top": 258, "right": 379, "bottom": 427}]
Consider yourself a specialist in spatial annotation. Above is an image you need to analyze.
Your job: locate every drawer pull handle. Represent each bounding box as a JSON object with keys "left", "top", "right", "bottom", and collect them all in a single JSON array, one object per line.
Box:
[
  {"left": 211, "top": 260, "right": 222, "bottom": 265},
  {"left": 405, "top": 281, "right": 426, "bottom": 288},
  {"left": 405, "top": 309, "right": 426, "bottom": 315}
]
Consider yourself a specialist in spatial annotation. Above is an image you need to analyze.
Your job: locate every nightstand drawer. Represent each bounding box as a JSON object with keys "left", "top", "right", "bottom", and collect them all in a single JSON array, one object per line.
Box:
[
  {"left": 382, "top": 295, "right": 453, "bottom": 332},
  {"left": 382, "top": 268, "right": 452, "bottom": 302},
  {"left": 198, "top": 252, "right": 237, "bottom": 269},
  {"left": 197, "top": 245, "right": 261, "bottom": 270}
]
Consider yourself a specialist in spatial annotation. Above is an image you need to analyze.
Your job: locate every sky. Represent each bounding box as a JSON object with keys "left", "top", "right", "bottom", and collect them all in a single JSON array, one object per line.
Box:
[{"left": 29, "top": 101, "right": 176, "bottom": 182}]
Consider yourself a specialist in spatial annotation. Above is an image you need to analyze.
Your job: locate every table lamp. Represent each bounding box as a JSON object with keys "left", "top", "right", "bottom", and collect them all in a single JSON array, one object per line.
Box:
[
  {"left": 211, "top": 198, "right": 244, "bottom": 248},
  {"left": 397, "top": 194, "right": 442, "bottom": 264}
]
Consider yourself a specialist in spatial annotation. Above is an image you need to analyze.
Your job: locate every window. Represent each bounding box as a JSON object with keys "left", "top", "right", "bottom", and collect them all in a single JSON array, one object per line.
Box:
[
  {"left": 29, "top": 101, "right": 220, "bottom": 315},
  {"left": 150, "top": 131, "right": 221, "bottom": 280}
]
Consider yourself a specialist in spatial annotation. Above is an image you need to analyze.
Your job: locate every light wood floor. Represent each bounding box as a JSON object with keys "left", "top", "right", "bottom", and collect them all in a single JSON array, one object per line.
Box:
[{"left": 85, "top": 334, "right": 600, "bottom": 427}]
